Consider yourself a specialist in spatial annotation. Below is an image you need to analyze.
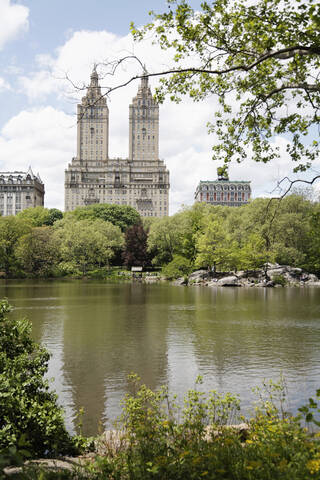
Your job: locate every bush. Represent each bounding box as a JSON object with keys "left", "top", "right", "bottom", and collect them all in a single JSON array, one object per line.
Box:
[
  {"left": 162, "top": 255, "right": 192, "bottom": 280},
  {"left": 272, "top": 274, "right": 287, "bottom": 286},
  {"left": 87, "top": 377, "right": 320, "bottom": 480},
  {"left": 0, "top": 300, "right": 76, "bottom": 459}
]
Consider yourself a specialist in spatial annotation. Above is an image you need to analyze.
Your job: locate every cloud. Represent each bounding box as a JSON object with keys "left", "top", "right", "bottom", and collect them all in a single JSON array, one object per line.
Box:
[
  {"left": 0, "top": 0, "right": 29, "bottom": 50},
  {"left": 0, "top": 107, "right": 75, "bottom": 210},
  {"left": 9, "top": 28, "right": 320, "bottom": 214},
  {"left": 0, "top": 77, "right": 10, "bottom": 91}
]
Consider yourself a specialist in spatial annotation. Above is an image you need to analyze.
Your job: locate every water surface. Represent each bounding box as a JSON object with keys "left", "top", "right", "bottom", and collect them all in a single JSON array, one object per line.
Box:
[{"left": 1, "top": 280, "right": 319, "bottom": 435}]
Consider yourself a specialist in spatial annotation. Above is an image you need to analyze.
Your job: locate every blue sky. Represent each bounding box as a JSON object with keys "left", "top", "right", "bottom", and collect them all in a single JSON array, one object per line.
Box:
[{"left": 0, "top": 0, "right": 318, "bottom": 212}]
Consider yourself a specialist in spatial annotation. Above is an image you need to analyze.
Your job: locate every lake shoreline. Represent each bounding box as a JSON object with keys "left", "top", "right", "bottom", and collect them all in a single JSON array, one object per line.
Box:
[{"left": 172, "top": 263, "right": 320, "bottom": 288}]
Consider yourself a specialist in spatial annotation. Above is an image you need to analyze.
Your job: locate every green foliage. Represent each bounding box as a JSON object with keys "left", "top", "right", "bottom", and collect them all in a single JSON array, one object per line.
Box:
[
  {"left": 54, "top": 218, "right": 124, "bottom": 275},
  {"left": 85, "top": 376, "right": 320, "bottom": 480},
  {"left": 132, "top": 0, "right": 320, "bottom": 174},
  {"left": 0, "top": 300, "right": 75, "bottom": 458},
  {"left": 122, "top": 223, "right": 151, "bottom": 268},
  {"left": 298, "top": 389, "right": 320, "bottom": 427},
  {"left": 15, "top": 227, "right": 60, "bottom": 277},
  {"left": 67, "top": 203, "right": 141, "bottom": 232},
  {"left": 0, "top": 216, "right": 31, "bottom": 276},
  {"left": 162, "top": 254, "right": 191, "bottom": 279},
  {"left": 17, "top": 207, "right": 63, "bottom": 227},
  {"left": 272, "top": 274, "right": 287, "bottom": 286},
  {"left": 147, "top": 214, "right": 188, "bottom": 265},
  {"left": 195, "top": 216, "right": 239, "bottom": 271}
]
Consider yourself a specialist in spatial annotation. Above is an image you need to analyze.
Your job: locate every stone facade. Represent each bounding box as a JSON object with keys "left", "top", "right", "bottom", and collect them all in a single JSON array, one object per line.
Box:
[
  {"left": 0, "top": 168, "right": 44, "bottom": 216},
  {"left": 194, "top": 178, "right": 251, "bottom": 207},
  {"left": 65, "top": 68, "right": 170, "bottom": 217}
]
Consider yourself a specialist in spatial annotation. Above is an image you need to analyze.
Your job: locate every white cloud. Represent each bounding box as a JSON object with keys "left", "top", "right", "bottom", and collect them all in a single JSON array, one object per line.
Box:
[
  {"left": 0, "top": 107, "right": 75, "bottom": 210},
  {"left": 0, "top": 0, "right": 29, "bottom": 50},
  {"left": 10, "top": 28, "right": 320, "bottom": 214},
  {"left": 0, "top": 77, "right": 10, "bottom": 91}
]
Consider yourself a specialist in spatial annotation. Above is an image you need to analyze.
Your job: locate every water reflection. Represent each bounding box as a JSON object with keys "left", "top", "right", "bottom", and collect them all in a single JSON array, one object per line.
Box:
[{"left": 1, "top": 280, "right": 320, "bottom": 435}]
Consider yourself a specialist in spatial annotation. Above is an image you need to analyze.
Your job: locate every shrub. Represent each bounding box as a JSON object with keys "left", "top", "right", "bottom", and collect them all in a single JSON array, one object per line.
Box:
[
  {"left": 88, "top": 377, "right": 320, "bottom": 480},
  {"left": 162, "top": 255, "right": 192, "bottom": 280},
  {"left": 0, "top": 300, "right": 76, "bottom": 458},
  {"left": 272, "top": 274, "right": 287, "bottom": 286}
]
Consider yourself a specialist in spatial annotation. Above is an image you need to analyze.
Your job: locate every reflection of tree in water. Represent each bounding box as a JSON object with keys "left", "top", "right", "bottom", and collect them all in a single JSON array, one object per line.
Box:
[
  {"left": 60, "top": 282, "right": 170, "bottom": 435},
  {"left": 3, "top": 281, "right": 320, "bottom": 433}
]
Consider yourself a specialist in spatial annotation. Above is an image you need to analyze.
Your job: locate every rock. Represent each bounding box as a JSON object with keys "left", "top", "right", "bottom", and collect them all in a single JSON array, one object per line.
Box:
[
  {"left": 306, "top": 281, "right": 320, "bottom": 286},
  {"left": 255, "top": 282, "right": 266, "bottom": 287},
  {"left": 173, "top": 277, "right": 188, "bottom": 286},
  {"left": 235, "top": 271, "right": 248, "bottom": 279},
  {"left": 189, "top": 270, "right": 210, "bottom": 282},
  {"left": 217, "top": 276, "right": 241, "bottom": 287},
  {"left": 266, "top": 281, "right": 275, "bottom": 287},
  {"left": 288, "top": 267, "right": 303, "bottom": 276},
  {"left": 144, "top": 276, "right": 160, "bottom": 283},
  {"left": 268, "top": 267, "right": 286, "bottom": 277}
]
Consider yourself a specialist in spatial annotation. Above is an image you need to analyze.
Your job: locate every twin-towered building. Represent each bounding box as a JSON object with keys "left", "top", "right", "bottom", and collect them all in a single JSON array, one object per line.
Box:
[
  {"left": 64, "top": 68, "right": 170, "bottom": 217},
  {"left": 0, "top": 69, "right": 253, "bottom": 218}
]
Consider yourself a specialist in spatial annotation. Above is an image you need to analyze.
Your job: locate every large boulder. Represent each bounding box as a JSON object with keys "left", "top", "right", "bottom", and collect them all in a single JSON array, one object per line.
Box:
[
  {"left": 217, "top": 276, "right": 241, "bottom": 287},
  {"left": 189, "top": 270, "right": 210, "bottom": 283}
]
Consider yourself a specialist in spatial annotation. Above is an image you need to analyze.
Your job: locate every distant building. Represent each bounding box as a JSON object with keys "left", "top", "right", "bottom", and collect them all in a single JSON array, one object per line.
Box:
[
  {"left": 0, "top": 168, "right": 44, "bottom": 216},
  {"left": 65, "top": 67, "right": 170, "bottom": 217},
  {"left": 194, "top": 177, "right": 251, "bottom": 207}
]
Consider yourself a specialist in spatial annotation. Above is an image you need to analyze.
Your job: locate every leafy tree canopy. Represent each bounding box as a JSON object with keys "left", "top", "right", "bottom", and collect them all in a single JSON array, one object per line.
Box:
[
  {"left": 131, "top": 0, "right": 320, "bottom": 175},
  {"left": 122, "top": 223, "right": 151, "bottom": 268},
  {"left": 0, "top": 217, "right": 31, "bottom": 276},
  {"left": 54, "top": 218, "right": 124, "bottom": 274},
  {"left": 16, "top": 227, "right": 60, "bottom": 277},
  {"left": 67, "top": 204, "right": 141, "bottom": 232},
  {"left": 17, "top": 207, "right": 63, "bottom": 227}
]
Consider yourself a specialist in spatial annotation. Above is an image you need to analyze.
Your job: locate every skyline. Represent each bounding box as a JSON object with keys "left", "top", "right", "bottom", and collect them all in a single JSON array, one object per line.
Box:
[{"left": 0, "top": 0, "right": 319, "bottom": 214}]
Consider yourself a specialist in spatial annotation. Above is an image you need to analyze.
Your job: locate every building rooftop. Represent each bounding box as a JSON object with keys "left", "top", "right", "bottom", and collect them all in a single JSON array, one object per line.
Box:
[
  {"left": 0, "top": 167, "right": 43, "bottom": 183},
  {"left": 198, "top": 179, "right": 251, "bottom": 184}
]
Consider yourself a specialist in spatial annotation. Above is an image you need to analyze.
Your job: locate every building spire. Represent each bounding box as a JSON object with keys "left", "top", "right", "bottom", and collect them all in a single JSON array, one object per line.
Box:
[
  {"left": 141, "top": 65, "right": 149, "bottom": 89},
  {"left": 90, "top": 64, "right": 99, "bottom": 87}
]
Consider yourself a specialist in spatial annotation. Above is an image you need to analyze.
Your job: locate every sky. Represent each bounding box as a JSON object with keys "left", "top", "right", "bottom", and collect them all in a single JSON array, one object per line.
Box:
[{"left": 0, "top": 0, "right": 319, "bottom": 213}]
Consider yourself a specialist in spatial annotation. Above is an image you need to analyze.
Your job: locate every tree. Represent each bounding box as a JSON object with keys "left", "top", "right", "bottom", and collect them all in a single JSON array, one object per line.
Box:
[
  {"left": 15, "top": 227, "right": 60, "bottom": 277},
  {"left": 129, "top": 0, "right": 320, "bottom": 177},
  {"left": 68, "top": 204, "right": 141, "bottom": 232},
  {"left": 17, "top": 207, "right": 63, "bottom": 227},
  {"left": 147, "top": 214, "right": 189, "bottom": 265},
  {"left": 240, "top": 233, "right": 272, "bottom": 271},
  {"left": 195, "top": 217, "right": 238, "bottom": 271},
  {"left": 162, "top": 254, "right": 192, "bottom": 279},
  {"left": 54, "top": 218, "right": 124, "bottom": 274},
  {"left": 0, "top": 217, "right": 31, "bottom": 276},
  {"left": 0, "top": 300, "right": 74, "bottom": 457},
  {"left": 122, "top": 223, "right": 151, "bottom": 268}
]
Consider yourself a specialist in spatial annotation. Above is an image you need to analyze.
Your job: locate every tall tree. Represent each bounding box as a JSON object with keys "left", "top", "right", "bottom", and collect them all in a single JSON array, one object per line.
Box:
[
  {"left": 122, "top": 223, "right": 151, "bottom": 268},
  {"left": 17, "top": 207, "right": 63, "bottom": 227},
  {"left": 129, "top": 0, "right": 320, "bottom": 177},
  {"left": 16, "top": 226, "right": 60, "bottom": 277},
  {"left": 0, "top": 217, "right": 30, "bottom": 276},
  {"left": 68, "top": 204, "right": 141, "bottom": 232},
  {"left": 54, "top": 218, "right": 124, "bottom": 275}
]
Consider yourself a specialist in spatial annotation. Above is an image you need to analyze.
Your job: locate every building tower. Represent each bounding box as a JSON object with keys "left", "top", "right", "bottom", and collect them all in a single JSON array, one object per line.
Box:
[
  {"left": 65, "top": 68, "right": 169, "bottom": 216},
  {"left": 77, "top": 66, "right": 109, "bottom": 165},
  {"left": 129, "top": 71, "right": 159, "bottom": 162}
]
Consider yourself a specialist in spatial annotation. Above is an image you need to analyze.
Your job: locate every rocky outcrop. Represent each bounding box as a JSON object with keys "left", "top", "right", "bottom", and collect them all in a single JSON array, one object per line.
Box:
[{"left": 183, "top": 264, "right": 320, "bottom": 288}]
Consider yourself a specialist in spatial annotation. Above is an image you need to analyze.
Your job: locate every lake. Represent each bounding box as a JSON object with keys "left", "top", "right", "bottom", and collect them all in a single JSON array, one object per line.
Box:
[{"left": 1, "top": 280, "right": 320, "bottom": 436}]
